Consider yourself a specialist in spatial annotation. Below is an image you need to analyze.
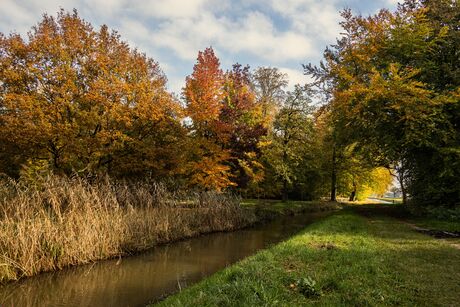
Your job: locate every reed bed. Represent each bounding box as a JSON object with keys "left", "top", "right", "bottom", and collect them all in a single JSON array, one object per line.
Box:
[{"left": 0, "top": 175, "right": 256, "bottom": 283}]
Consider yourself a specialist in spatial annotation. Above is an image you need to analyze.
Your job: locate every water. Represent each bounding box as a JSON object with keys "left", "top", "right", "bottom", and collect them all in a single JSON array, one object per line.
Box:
[{"left": 0, "top": 212, "right": 329, "bottom": 307}]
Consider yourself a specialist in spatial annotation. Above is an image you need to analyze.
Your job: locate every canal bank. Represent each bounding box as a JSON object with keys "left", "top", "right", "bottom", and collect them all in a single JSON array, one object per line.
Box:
[
  {"left": 0, "top": 205, "right": 336, "bottom": 306},
  {"left": 157, "top": 205, "right": 460, "bottom": 306}
]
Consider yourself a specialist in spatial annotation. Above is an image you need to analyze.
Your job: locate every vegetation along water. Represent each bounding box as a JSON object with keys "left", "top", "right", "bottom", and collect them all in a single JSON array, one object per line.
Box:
[{"left": 0, "top": 0, "right": 458, "bottom": 306}]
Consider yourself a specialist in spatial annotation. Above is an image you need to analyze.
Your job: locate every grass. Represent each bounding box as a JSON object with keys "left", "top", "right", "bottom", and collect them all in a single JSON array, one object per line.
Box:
[
  {"left": 156, "top": 205, "right": 460, "bottom": 306},
  {"left": 0, "top": 175, "right": 256, "bottom": 283},
  {"left": 345, "top": 203, "right": 460, "bottom": 233},
  {"left": 241, "top": 199, "right": 341, "bottom": 216},
  {"left": 409, "top": 218, "right": 460, "bottom": 233}
]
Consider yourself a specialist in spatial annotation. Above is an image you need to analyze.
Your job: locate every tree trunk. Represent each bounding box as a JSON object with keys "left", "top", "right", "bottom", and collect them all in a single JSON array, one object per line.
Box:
[
  {"left": 397, "top": 165, "right": 407, "bottom": 205},
  {"left": 402, "top": 188, "right": 407, "bottom": 204},
  {"left": 349, "top": 180, "right": 356, "bottom": 201},
  {"left": 282, "top": 179, "right": 288, "bottom": 202},
  {"left": 400, "top": 178, "right": 407, "bottom": 205},
  {"left": 330, "top": 145, "right": 337, "bottom": 202},
  {"left": 282, "top": 138, "right": 289, "bottom": 202}
]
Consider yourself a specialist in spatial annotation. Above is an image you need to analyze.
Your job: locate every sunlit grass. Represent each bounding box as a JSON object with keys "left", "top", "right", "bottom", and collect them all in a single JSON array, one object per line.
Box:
[{"left": 156, "top": 207, "right": 460, "bottom": 306}]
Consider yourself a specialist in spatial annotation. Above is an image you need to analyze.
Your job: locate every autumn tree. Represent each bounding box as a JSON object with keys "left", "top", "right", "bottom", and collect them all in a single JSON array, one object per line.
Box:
[
  {"left": 183, "top": 47, "right": 234, "bottom": 191},
  {"left": 0, "top": 10, "right": 183, "bottom": 179},
  {"left": 219, "top": 64, "right": 267, "bottom": 190},
  {"left": 184, "top": 51, "right": 277, "bottom": 192},
  {"left": 261, "top": 85, "right": 315, "bottom": 201},
  {"left": 251, "top": 67, "right": 288, "bottom": 127},
  {"left": 335, "top": 144, "right": 393, "bottom": 201},
  {"left": 309, "top": 110, "right": 343, "bottom": 201},
  {"left": 184, "top": 48, "right": 225, "bottom": 134},
  {"left": 305, "top": 0, "right": 459, "bottom": 210},
  {"left": 308, "top": 109, "right": 377, "bottom": 202}
]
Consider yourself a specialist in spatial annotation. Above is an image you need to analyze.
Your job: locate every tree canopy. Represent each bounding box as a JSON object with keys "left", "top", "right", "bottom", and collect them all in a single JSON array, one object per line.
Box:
[
  {"left": 305, "top": 0, "right": 459, "bottom": 209},
  {"left": 0, "top": 10, "right": 183, "bottom": 179},
  {"left": 3, "top": 3, "right": 456, "bottom": 213}
]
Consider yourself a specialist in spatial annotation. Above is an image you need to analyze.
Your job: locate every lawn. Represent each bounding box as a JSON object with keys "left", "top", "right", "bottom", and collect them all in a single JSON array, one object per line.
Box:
[
  {"left": 156, "top": 205, "right": 460, "bottom": 306},
  {"left": 409, "top": 218, "right": 460, "bottom": 233},
  {"left": 241, "top": 199, "right": 341, "bottom": 215}
]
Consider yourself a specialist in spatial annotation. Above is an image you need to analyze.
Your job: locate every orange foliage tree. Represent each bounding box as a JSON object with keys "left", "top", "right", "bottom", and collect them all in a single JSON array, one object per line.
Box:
[
  {"left": 0, "top": 10, "right": 183, "bottom": 179},
  {"left": 220, "top": 64, "right": 267, "bottom": 190},
  {"left": 184, "top": 47, "right": 234, "bottom": 191},
  {"left": 184, "top": 49, "right": 269, "bottom": 191}
]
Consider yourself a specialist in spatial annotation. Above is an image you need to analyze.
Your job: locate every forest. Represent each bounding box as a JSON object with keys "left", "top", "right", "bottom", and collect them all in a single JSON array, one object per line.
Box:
[
  {"left": 0, "top": 0, "right": 459, "bottom": 297},
  {"left": 2, "top": 1, "right": 458, "bottom": 211},
  {"left": 0, "top": 12, "right": 391, "bottom": 203}
]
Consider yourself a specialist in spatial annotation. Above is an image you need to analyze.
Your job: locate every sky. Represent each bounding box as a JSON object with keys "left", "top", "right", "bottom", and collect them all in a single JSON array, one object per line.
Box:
[{"left": 0, "top": 0, "right": 399, "bottom": 94}]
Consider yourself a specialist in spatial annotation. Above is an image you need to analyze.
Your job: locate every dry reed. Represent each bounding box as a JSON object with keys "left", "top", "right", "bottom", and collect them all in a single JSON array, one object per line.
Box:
[{"left": 0, "top": 175, "right": 256, "bottom": 283}]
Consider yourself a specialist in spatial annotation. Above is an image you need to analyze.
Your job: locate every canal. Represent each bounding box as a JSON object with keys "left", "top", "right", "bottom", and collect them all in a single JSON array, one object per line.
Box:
[{"left": 0, "top": 211, "right": 329, "bottom": 306}]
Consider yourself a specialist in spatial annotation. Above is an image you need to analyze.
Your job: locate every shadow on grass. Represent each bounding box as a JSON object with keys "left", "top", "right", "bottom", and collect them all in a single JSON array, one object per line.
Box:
[
  {"left": 342, "top": 203, "right": 410, "bottom": 218},
  {"left": 157, "top": 210, "right": 460, "bottom": 307},
  {"left": 278, "top": 242, "right": 460, "bottom": 306}
]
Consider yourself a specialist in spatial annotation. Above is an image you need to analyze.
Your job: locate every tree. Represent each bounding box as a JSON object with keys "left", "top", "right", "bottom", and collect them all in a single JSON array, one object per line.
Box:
[
  {"left": 183, "top": 47, "right": 234, "bottom": 191},
  {"left": 305, "top": 1, "right": 459, "bottom": 209},
  {"left": 220, "top": 64, "right": 267, "bottom": 190},
  {"left": 184, "top": 47, "right": 225, "bottom": 134},
  {"left": 336, "top": 145, "right": 392, "bottom": 201},
  {"left": 307, "top": 109, "right": 341, "bottom": 201},
  {"left": 261, "top": 85, "right": 315, "bottom": 201},
  {"left": 0, "top": 10, "right": 182, "bottom": 179},
  {"left": 251, "top": 67, "right": 288, "bottom": 127}
]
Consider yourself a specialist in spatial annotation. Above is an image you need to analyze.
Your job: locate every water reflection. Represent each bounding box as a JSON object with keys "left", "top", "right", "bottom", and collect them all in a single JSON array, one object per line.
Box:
[{"left": 0, "top": 212, "right": 329, "bottom": 307}]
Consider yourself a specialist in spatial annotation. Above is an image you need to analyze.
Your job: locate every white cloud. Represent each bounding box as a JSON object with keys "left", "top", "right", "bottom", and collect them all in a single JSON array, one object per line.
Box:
[
  {"left": 79, "top": 0, "right": 126, "bottom": 16},
  {"left": 132, "top": 0, "right": 208, "bottom": 19},
  {"left": 0, "top": 0, "right": 35, "bottom": 34},
  {"left": 149, "top": 11, "right": 224, "bottom": 60},
  {"left": 118, "top": 19, "right": 152, "bottom": 46},
  {"left": 2, "top": 0, "right": 394, "bottom": 94},
  {"left": 166, "top": 75, "right": 186, "bottom": 95},
  {"left": 279, "top": 67, "right": 314, "bottom": 89},
  {"left": 218, "top": 11, "right": 315, "bottom": 61},
  {"left": 269, "top": 0, "right": 342, "bottom": 43},
  {"left": 146, "top": 9, "right": 315, "bottom": 63},
  {"left": 386, "top": 0, "right": 400, "bottom": 5}
]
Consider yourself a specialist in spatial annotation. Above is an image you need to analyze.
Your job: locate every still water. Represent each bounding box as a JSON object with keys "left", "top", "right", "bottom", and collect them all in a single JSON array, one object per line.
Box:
[{"left": 0, "top": 212, "right": 329, "bottom": 307}]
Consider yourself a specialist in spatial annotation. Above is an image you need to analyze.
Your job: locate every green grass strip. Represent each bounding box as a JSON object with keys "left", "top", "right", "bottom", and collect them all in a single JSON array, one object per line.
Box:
[{"left": 155, "top": 210, "right": 460, "bottom": 306}]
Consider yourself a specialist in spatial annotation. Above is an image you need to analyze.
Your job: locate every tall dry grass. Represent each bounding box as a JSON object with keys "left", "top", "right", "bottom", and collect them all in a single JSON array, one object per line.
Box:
[{"left": 0, "top": 175, "right": 256, "bottom": 283}]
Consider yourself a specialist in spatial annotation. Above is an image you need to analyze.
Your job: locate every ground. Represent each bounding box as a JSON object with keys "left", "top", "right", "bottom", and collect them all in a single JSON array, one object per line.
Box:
[
  {"left": 156, "top": 204, "right": 460, "bottom": 306},
  {"left": 241, "top": 199, "right": 340, "bottom": 216}
]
